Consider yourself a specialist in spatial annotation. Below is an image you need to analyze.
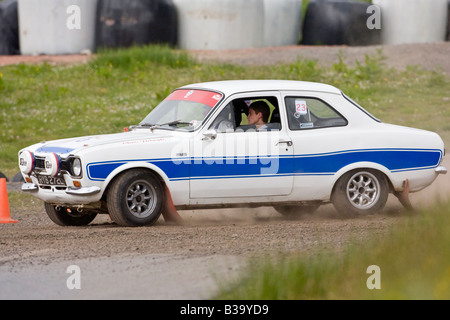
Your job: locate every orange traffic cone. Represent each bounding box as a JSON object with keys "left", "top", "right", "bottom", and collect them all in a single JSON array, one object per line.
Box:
[
  {"left": 161, "top": 184, "right": 183, "bottom": 224},
  {"left": 0, "top": 178, "right": 18, "bottom": 224}
]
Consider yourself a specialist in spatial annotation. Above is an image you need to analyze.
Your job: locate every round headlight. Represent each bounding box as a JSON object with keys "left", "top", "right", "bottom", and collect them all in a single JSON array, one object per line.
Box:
[{"left": 72, "top": 158, "right": 82, "bottom": 176}]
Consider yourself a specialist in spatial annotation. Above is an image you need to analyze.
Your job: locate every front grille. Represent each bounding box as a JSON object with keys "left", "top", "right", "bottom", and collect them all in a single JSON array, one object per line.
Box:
[
  {"left": 35, "top": 157, "right": 45, "bottom": 170},
  {"left": 34, "top": 156, "right": 71, "bottom": 173}
]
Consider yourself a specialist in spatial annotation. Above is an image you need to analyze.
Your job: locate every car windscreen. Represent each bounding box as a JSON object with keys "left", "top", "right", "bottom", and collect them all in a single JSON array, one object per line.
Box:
[{"left": 139, "top": 89, "right": 223, "bottom": 131}]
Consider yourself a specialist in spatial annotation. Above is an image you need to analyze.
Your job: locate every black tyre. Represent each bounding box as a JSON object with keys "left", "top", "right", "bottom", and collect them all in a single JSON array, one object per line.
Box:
[
  {"left": 331, "top": 169, "right": 389, "bottom": 217},
  {"left": 44, "top": 202, "right": 97, "bottom": 226},
  {"left": 107, "top": 169, "right": 164, "bottom": 227},
  {"left": 274, "top": 204, "right": 320, "bottom": 218},
  {"left": 12, "top": 172, "right": 25, "bottom": 182},
  {"left": 0, "top": 171, "right": 8, "bottom": 181}
]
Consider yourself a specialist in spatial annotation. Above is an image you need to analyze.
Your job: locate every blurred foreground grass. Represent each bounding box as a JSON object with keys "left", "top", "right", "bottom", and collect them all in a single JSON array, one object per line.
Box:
[
  {"left": 215, "top": 200, "right": 450, "bottom": 299},
  {"left": 1, "top": 45, "right": 449, "bottom": 178}
]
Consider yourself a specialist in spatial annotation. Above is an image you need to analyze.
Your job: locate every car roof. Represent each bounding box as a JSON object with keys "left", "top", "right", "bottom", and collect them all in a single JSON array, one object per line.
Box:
[{"left": 179, "top": 80, "right": 342, "bottom": 96}]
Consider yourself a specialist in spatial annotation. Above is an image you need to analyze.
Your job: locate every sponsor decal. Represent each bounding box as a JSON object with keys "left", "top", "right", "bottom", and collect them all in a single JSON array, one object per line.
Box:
[{"left": 165, "top": 89, "right": 223, "bottom": 108}]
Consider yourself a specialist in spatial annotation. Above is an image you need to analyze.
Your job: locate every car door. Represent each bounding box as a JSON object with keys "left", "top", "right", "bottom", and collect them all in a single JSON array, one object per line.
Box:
[
  {"left": 281, "top": 91, "right": 349, "bottom": 200},
  {"left": 189, "top": 91, "right": 294, "bottom": 199}
]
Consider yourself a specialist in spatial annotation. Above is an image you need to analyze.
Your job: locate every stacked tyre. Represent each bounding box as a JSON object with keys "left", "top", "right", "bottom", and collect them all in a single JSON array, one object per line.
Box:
[
  {"left": 0, "top": 0, "right": 19, "bottom": 55},
  {"left": 95, "top": 0, "right": 178, "bottom": 49},
  {"left": 302, "top": 0, "right": 381, "bottom": 46}
]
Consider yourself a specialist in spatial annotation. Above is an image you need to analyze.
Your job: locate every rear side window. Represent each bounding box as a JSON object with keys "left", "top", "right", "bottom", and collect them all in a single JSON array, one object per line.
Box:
[{"left": 285, "top": 97, "right": 347, "bottom": 130}]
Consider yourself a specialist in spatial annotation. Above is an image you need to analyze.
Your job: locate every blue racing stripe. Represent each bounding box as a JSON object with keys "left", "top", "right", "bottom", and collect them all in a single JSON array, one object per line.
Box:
[
  {"left": 36, "top": 146, "right": 76, "bottom": 154},
  {"left": 86, "top": 148, "right": 442, "bottom": 181}
]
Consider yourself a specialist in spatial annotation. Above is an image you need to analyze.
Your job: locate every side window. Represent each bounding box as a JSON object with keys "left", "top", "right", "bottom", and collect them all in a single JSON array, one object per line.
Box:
[
  {"left": 285, "top": 97, "right": 347, "bottom": 130},
  {"left": 209, "top": 103, "right": 235, "bottom": 132},
  {"left": 234, "top": 96, "right": 281, "bottom": 132},
  {"left": 209, "top": 96, "right": 282, "bottom": 133}
]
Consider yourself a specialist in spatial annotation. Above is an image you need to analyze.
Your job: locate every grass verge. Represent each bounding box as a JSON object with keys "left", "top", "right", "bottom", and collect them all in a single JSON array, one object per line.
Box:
[{"left": 215, "top": 200, "right": 450, "bottom": 299}]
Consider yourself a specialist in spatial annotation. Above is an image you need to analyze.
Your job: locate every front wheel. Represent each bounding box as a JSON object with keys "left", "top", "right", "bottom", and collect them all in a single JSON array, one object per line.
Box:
[
  {"left": 331, "top": 169, "right": 389, "bottom": 217},
  {"left": 44, "top": 203, "right": 97, "bottom": 226},
  {"left": 107, "top": 169, "right": 164, "bottom": 227}
]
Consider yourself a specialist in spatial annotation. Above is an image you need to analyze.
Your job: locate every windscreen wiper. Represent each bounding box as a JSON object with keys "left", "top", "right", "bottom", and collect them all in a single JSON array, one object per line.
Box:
[
  {"left": 149, "top": 120, "right": 192, "bottom": 130},
  {"left": 157, "top": 120, "right": 191, "bottom": 127},
  {"left": 138, "top": 123, "right": 156, "bottom": 127}
]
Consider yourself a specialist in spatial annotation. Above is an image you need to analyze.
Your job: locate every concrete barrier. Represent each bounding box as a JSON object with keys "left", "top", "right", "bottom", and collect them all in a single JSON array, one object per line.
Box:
[
  {"left": 18, "top": 0, "right": 98, "bottom": 55},
  {"left": 173, "top": 0, "right": 302, "bottom": 50},
  {"left": 263, "top": 0, "right": 303, "bottom": 47},
  {"left": 373, "top": 0, "right": 448, "bottom": 45}
]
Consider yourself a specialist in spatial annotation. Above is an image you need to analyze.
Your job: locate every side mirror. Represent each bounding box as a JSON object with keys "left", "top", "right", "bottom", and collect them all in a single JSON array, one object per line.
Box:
[{"left": 202, "top": 129, "right": 217, "bottom": 140}]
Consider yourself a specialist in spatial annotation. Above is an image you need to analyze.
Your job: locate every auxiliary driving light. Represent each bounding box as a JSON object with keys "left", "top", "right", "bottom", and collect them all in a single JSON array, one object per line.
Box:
[
  {"left": 44, "top": 152, "right": 61, "bottom": 177},
  {"left": 19, "top": 150, "right": 35, "bottom": 175}
]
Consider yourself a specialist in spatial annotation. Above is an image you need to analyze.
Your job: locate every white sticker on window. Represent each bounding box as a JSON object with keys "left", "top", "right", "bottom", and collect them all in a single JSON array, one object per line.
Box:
[
  {"left": 300, "top": 122, "right": 314, "bottom": 129},
  {"left": 295, "top": 100, "right": 307, "bottom": 115}
]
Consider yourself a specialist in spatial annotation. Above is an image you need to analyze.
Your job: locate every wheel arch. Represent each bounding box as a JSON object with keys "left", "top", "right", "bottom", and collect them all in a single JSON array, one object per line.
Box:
[
  {"left": 331, "top": 161, "right": 394, "bottom": 195},
  {"left": 100, "top": 162, "right": 170, "bottom": 200}
]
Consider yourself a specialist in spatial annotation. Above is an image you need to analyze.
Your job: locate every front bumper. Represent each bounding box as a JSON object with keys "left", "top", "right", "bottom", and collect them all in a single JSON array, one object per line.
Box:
[{"left": 21, "top": 183, "right": 101, "bottom": 195}]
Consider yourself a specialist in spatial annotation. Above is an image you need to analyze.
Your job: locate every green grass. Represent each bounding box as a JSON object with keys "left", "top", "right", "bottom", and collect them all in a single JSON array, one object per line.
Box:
[
  {"left": 215, "top": 201, "right": 450, "bottom": 300},
  {"left": 2, "top": 44, "right": 448, "bottom": 180}
]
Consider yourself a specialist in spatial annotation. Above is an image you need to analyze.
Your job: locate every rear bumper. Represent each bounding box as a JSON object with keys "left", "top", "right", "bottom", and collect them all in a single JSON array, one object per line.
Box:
[{"left": 435, "top": 166, "right": 447, "bottom": 174}]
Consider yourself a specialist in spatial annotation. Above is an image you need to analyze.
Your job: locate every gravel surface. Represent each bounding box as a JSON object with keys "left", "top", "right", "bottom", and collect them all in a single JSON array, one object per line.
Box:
[
  {"left": 191, "top": 42, "right": 450, "bottom": 75},
  {"left": 0, "top": 199, "right": 408, "bottom": 299},
  {"left": 0, "top": 43, "right": 449, "bottom": 300}
]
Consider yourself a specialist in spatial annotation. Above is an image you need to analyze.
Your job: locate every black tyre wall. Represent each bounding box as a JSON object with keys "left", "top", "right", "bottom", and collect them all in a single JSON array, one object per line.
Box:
[
  {"left": 0, "top": 0, "right": 19, "bottom": 55},
  {"left": 44, "top": 203, "right": 97, "bottom": 226},
  {"left": 302, "top": 0, "right": 381, "bottom": 46},
  {"left": 95, "top": 0, "right": 178, "bottom": 50},
  {"left": 447, "top": 0, "right": 450, "bottom": 41},
  {"left": 0, "top": 171, "right": 8, "bottom": 182}
]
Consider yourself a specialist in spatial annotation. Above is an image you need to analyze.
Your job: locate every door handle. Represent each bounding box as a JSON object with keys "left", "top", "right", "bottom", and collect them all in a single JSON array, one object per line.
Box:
[{"left": 277, "top": 140, "right": 292, "bottom": 146}]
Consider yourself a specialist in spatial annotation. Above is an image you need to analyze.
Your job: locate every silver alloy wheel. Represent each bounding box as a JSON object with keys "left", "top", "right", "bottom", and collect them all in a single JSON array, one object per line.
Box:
[
  {"left": 126, "top": 179, "right": 157, "bottom": 218},
  {"left": 346, "top": 171, "right": 380, "bottom": 210}
]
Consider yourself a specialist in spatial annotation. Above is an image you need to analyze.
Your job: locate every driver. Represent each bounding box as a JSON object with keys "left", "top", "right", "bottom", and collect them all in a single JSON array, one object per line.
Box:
[{"left": 247, "top": 101, "right": 270, "bottom": 130}]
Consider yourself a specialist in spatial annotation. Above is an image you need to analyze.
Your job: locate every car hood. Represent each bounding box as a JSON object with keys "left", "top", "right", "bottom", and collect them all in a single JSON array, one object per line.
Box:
[{"left": 27, "top": 130, "right": 173, "bottom": 157}]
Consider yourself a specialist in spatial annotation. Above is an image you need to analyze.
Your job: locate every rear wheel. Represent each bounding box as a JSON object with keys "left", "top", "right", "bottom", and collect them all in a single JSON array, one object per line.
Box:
[
  {"left": 107, "top": 169, "right": 164, "bottom": 227},
  {"left": 331, "top": 169, "right": 388, "bottom": 217},
  {"left": 44, "top": 203, "right": 97, "bottom": 226}
]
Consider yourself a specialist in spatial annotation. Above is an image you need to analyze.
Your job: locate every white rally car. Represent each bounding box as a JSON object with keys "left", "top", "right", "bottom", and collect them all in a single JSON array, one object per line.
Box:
[{"left": 19, "top": 80, "right": 447, "bottom": 226}]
